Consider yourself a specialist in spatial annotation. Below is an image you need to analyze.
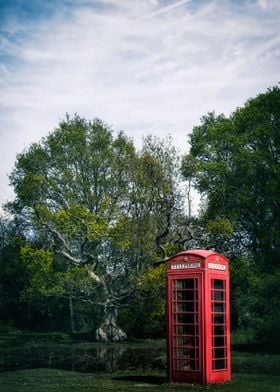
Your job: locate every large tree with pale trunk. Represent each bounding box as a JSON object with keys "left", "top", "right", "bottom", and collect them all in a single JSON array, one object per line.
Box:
[{"left": 8, "top": 115, "right": 182, "bottom": 341}]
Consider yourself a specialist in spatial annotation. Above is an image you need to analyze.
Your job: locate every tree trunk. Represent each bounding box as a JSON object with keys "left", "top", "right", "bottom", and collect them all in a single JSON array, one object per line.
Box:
[
  {"left": 96, "top": 301, "right": 127, "bottom": 342},
  {"left": 69, "top": 294, "right": 76, "bottom": 333}
]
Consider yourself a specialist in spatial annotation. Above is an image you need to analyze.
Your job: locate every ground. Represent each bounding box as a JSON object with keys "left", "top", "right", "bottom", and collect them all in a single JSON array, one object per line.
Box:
[{"left": 0, "top": 332, "right": 279, "bottom": 392}]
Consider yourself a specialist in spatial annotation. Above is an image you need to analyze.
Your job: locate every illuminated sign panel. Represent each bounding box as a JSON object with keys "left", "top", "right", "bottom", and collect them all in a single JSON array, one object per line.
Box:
[
  {"left": 171, "top": 262, "right": 201, "bottom": 270},
  {"left": 208, "top": 262, "right": 226, "bottom": 270}
]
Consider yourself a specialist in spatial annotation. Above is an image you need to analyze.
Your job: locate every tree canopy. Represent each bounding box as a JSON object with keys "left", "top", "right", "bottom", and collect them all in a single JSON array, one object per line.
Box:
[
  {"left": 182, "top": 86, "right": 280, "bottom": 347},
  {"left": 182, "top": 86, "right": 280, "bottom": 263},
  {"left": 8, "top": 115, "right": 182, "bottom": 340}
]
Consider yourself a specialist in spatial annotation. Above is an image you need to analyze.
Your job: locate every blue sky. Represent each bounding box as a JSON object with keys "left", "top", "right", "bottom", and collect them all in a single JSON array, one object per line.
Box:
[{"left": 0, "top": 0, "right": 280, "bottom": 210}]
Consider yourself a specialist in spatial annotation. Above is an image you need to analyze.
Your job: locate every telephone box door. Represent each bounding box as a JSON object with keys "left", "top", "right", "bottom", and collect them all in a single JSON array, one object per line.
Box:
[
  {"left": 205, "top": 274, "right": 231, "bottom": 383},
  {"left": 167, "top": 274, "right": 204, "bottom": 384}
]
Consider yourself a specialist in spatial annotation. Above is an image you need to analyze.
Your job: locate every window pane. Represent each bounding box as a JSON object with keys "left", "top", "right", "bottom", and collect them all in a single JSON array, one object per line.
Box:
[
  {"left": 176, "top": 336, "right": 198, "bottom": 349},
  {"left": 213, "top": 303, "right": 224, "bottom": 312},
  {"left": 177, "top": 336, "right": 192, "bottom": 346},
  {"left": 178, "top": 291, "right": 194, "bottom": 301},
  {"left": 213, "top": 291, "right": 224, "bottom": 301},
  {"left": 177, "top": 359, "right": 196, "bottom": 370},
  {"left": 213, "top": 280, "right": 225, "bottom": 289},
  {"left": 213, "top": 314, "right": 225, "bottom": 324},
  {"left": 189, "top": 360, "right": 196, "bottom": 370},
  {"left": 214, "top": 348, "right": 226, "bottom": 358},
  {"left": 176, "top": 279, "right": 195, "bottom": 289},
  {"left": 213, "top": 325, "right": 225, "bottom": 335},
  {"left": 213, "top": 337, "right": 225, "bottom": 347},
  {"left": 178, "top": 347, "right": 189, "bottom": 357},
  {"left": 178, "top": 313, "right": 195, "bottom": 324},
  {"left": 177, "top": 325, "right": 195, "bottom": 335},
  {"left": 177, "top": 360, "right": 187, "bottom": 369},
  {"left": 177, "top": 302, "right": 194, "bottom": 312},
  {"left": 213, "top": 359, "right": 226, "bottom": 370}
]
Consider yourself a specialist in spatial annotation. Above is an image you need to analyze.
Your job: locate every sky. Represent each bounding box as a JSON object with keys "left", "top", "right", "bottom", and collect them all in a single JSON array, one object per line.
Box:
[{"left": 0, "top": 0, "right": 280, "bottom": 211}]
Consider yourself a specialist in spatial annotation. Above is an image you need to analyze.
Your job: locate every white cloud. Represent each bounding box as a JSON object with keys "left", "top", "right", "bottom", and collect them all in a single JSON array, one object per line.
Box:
[
  {"left": 0, "top": 0, "right": 280, "bottom": 210},
  {"left": 257, "top": 0, "right": 268, "bottom": 10},
  {"left": 143, "top": 0, "right": 192, "bottom": 18}
]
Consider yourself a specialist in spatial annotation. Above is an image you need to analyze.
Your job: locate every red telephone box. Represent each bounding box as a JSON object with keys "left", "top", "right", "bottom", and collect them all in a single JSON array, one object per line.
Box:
[{"left": 166, "top": 249, "right": 231, "bottom": 384}]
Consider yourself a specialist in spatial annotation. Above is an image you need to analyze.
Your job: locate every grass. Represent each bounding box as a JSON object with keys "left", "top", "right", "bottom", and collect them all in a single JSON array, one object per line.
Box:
[
  {"left": 0, "top": 368, "right": 279, "bottom": 392},
  {"left": 0, "top": 331, "right": 279, "bottom": 392}
]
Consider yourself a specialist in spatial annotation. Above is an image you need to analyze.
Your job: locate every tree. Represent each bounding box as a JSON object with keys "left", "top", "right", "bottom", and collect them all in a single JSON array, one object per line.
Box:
[
  {"left": 8, "top": 115, "right": 182, "bottom": 341},
  {"left": 182, "top": 86, "right": 280, "bottom": 261},
  {"left": 182, "top": 86, "right": 280, "bottom": 344},
  {"left": 0, "top": 215, "right": 31, "bottom": 328}
]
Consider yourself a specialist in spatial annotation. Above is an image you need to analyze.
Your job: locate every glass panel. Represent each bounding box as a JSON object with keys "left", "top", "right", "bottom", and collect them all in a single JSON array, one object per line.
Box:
[
  {"left": 213, "top": 291, "right": 224, "bottom": 301},
  {"left": 177, "top": 291, "right": 194, "bottom": 301},
  {"left": 214, "top": 348, "right": 226, "bottom": 358},
  {"left": 213, "top": 325, "right": 225, "bottom": 335},
  {"left": 178, "top": 313, "right": 195, "bottom": 324},
  {"left": 213, "top": 337, "right": 225, "bottom": 347},
  {"left": 176, "top": 279, "right": 194, "bottom": 289},
  {"left": 213, "top": 359, "right": 226, "bottom": 370},
  {"left": 213, "top": 303, "right": 224, "bottom": 312},
  {"left": 189, "top": 348, "right": 195, "bottom": 358},
  {"left": 189, "top": 360, "right": 196, "bottom": 370},
  {"left": 178, "top": 347, "right": 189, "bottom": 357},
  {"left": 177, "top": 325, "right": 195, "bottom": 335},
  {"left": 177, "top": 359, "right": 195, "bottom": 370},
  {"left": 177, "top": 336, "right": 188, "bottom": 346},
  {"left": 177, "top": 360, "right": 186, "bottom": 369},
  {"left": 177, "top": 302, "right": 194, "bottom": 312},
  {"left": 213, "top": 280, "right": 225, "bottom": 289},
  {"left": 177, "top": 336, "right": 198, "bottom": 347},
  {"left": 213, "top": 314, "right": 225, "bottom": 324}
]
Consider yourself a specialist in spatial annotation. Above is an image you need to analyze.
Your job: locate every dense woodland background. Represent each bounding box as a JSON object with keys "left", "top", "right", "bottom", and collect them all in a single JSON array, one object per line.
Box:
[{"left": 0, "top": 86, "right": 279, "bottom": 349}]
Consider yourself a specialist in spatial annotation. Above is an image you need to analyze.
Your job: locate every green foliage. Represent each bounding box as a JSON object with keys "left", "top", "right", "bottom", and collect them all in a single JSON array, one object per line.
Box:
[
  {"left": 20, "top": 245, "right": 54, "bottom": 300},
  {"left": 205, "top": 218, "right": 234, "bottom": 251},
  {"left": 206, "top": 219, "right": 233, "bottom": 237},
  {"left": 139, "top": 263, "right": 167, "bottom": 291},
  {"left": 251, "top": 270, "right": 280, "bottom": 351},
  {"left": 183, "top": 86, "right": 280, "bottom": 347},
  {"left": 184, "top": 86, "right": 280, "bottom": 261},
  {"left": 229, "top": 254, "right": 261, "bottom": 329},
  {"left": 7, "top": 115, "right": 182, "bottom": 339},
  {"left": 119, "top": 264, "right": 167, "bottom": 338},
  {"left": 0, "top": 220, "right": 30, "bottom": 327}
]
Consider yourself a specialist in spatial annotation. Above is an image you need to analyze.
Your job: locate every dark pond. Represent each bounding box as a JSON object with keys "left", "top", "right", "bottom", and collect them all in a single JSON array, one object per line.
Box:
[{"left": 0, "top": 344, "right": 167, "bottom": 373}]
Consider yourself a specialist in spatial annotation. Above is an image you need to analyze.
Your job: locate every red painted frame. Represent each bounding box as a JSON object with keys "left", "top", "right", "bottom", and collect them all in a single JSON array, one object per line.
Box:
[{"left": 167, "top": 249, "right": 231, "bottom": 384}]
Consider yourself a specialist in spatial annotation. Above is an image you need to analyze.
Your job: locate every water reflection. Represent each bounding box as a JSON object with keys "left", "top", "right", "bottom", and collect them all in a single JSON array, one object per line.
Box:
[{"left": 0, "top": 345, "right": 166, "bottom": 373}]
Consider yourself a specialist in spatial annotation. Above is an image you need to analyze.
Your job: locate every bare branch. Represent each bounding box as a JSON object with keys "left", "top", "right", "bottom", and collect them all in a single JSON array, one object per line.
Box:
[
  {"left": 34, "top": 203, "right": 84, "bottom": 265},
  {"left": 85, "top": 265, "right": 104, "bottom": 285},
  {"left": 155, "top": 209, "right": 171, "bottom": 261},
  {"left": 57, "top": 250, "right": 82, "bottom": 265}
]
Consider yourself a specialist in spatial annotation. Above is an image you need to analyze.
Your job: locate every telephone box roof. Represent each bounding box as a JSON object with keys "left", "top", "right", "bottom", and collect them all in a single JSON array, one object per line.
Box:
[{"left": 168, "top": 249, "right": 229, "bottom": 261}]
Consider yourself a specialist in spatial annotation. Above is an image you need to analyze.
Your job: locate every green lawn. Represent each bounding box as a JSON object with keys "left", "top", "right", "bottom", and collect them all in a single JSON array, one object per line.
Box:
[{"left": 0, "top": 367, "right": 279, "bottom": 392}]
